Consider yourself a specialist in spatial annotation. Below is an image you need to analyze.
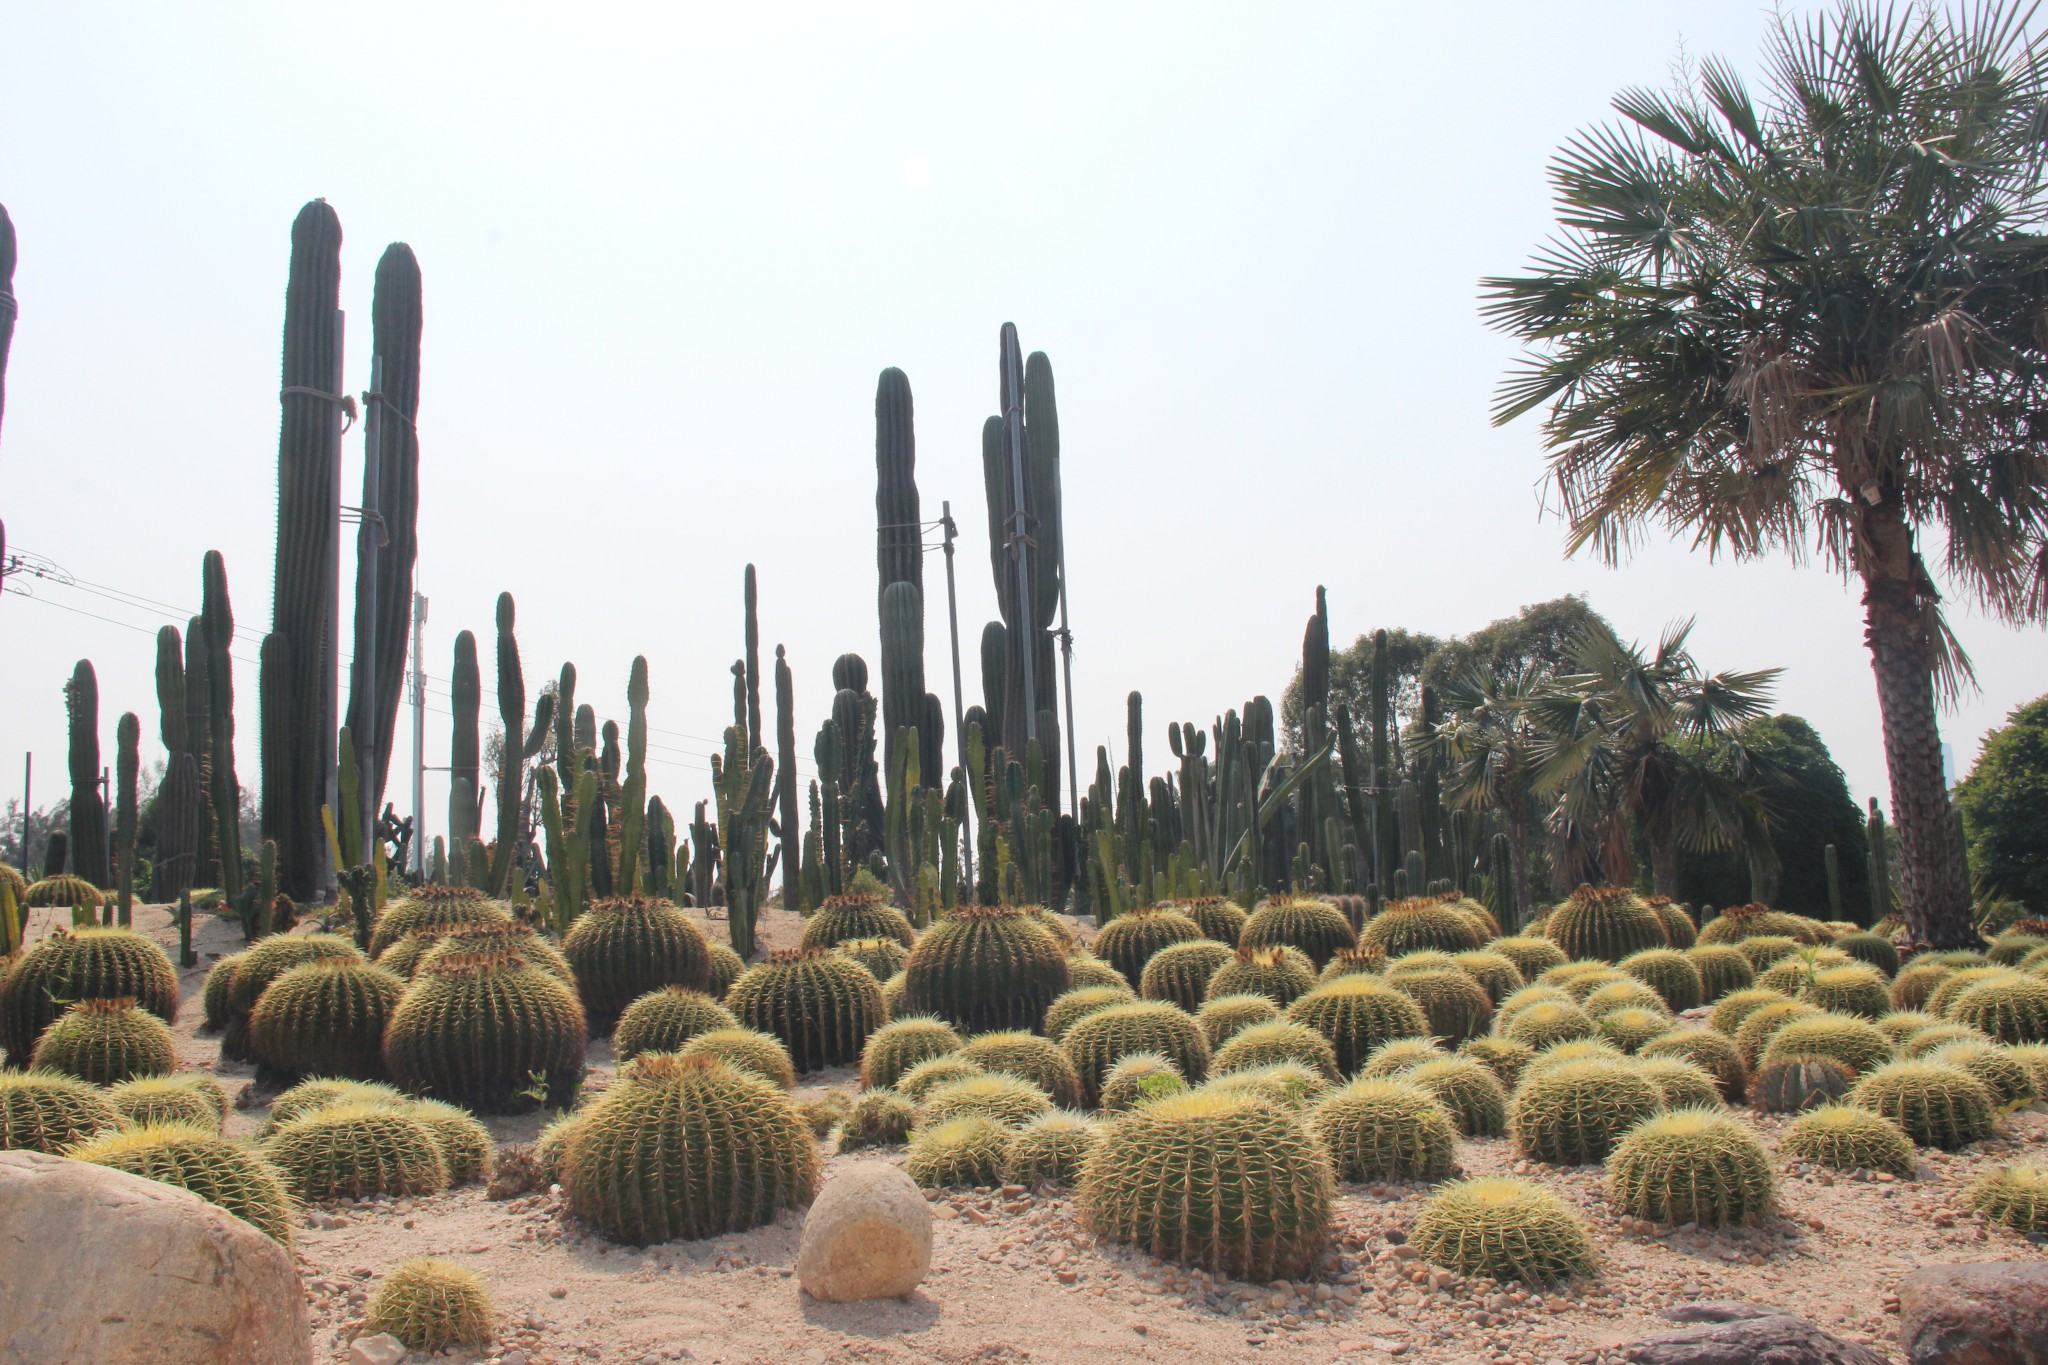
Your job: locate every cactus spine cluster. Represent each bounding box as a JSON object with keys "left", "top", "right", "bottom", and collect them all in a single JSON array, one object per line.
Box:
[
  {"left": 1206, "top": 946, "right": 1317, "bottom": 1006},
  {"left": 611, "top": 988, "right": 740, "bottom": 1062},
  {"left": 1509, "top": 1058, "right": 1663, "bottom": 1165},
  {"left": 1545, "top": 887, "right": 1668, "bottom": 963},
  {"left": 248, "top": 959, "right": 405, "bottom": 1080},
  {"left": 836, "top": 1090, "right": 916, "bottom": 1150},
  {"left": 365, "top": 1258, "right": 496, "bottom": 1352},
  {"left": 677, "top": 1027, "right": 798, "bottom": 1090},
  {"left": 1850, "top": 1060, "right": 1999, "bottom": 1149},
  {"left": 905, "top": 1114, "right": 1012, "bottom": 1188},
  {"left": 1782, "top": 1104, "right": 1916, "bottom": 1175},
  {"left": 1003, "top": 1110, "right": 1097, "bottom": 1187},
  {"left": 369, "top": 886, "right": 510, "bottom": 957},
  {"left": 108, "top": 1074, "right": 229, "bottom": 1133},
  {"left": 263, "top": 1101, "right": 450, "bottom": 1200},
  {"left": 1093, "top": 907, "right": 1205, "bottom": 984},
  {"left": 957, "top": 1031, "right": 1084, "bottom": 1109},
  {"left": 1240, "top": 896, "right": 1358, "bottom": 968},
  {"left": 1196, "top": 993, "right": 1283, "bottom": 1049},
  {"left": 1139, "top": 940, "right": 1234, "bottom": 1011},
  {"left": 70, "top": 1122, "right": 296, "bottom": 1244},
  {"left": 1285, "top": 976, "right": 1430, "bottom": 1076},
  {"left": 0, "top": 1070, "right": 121, "bottom": 1152},
  {"left": 1062, "top": 1002, "right": 1211, "bottom": 1105},
  {"left": 1964, "top": 1164, "right": 2048, "bottom": 1237}
]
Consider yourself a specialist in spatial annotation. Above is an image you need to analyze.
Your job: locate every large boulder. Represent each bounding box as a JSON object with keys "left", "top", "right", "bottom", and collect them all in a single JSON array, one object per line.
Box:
[
  {"left": 0, "top": 1151, "right": 311, "bottom": 1364},
  {"left": 795, "top": 1160, "right": 931, "bottom": 1302},
  {"left": 1897, "top": 1261, "right": 2048, "bottom": 1364},
  {"left": 1621, "top": 1300, "right": 1889, "bottom": 1365}
]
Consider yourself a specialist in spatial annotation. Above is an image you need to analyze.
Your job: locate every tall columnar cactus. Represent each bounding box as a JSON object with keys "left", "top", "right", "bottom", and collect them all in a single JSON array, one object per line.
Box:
[
  {"left": 741, "top": 564, "right": 763, "bottom": 753},
  {"left": 448, "top": 631, "right": 481, "bottom": 862},
  {"left": 114, "top": 712, "right": 140, "bottom": 926},
  {"left": 488, "top": 593, "right": 554, "bottom": 894},
  {"left": 1867, "top": 800, "right": 1893, "bottom": 925},
  {"left": 345, "top": 241, "right": 422, "bottom": 808},
  {"left": 880, "top": 580, "right": 928, "bottom": 794},
  {"left": 266, "top": 199, "right": 345, "bottom": 902},
  {"left": 151, "top": 627, "right": 202, "bottom": 902},
  {"left": 200, "top": 551, "right": 242, "bottom": 901},
  {"left": 712, "top": 725, "right": 776, "bottom": 957},
  {"left": 774, "top": 646, "right": 800, "bottom": 906},
  {"left": 874, "top": 364, "right": 939, "bottom": 792},
  {"left": 65, "top": 660, "right": 109, "bottom": 888},
  {"left": 611, "top": 656, "right": 649, "bottom": 896}
]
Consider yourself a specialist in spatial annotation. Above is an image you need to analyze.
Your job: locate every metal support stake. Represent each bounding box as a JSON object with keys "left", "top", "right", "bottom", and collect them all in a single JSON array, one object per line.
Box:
[
  {"left": 410, "top": 593, "right": 429, "bottom": 876},
  {"left": 940, "top": 501, "right": 972, "bottom": 887}
]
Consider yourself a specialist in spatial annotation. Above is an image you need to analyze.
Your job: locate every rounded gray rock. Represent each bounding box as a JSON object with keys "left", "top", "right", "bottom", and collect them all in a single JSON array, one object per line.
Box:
[{"left": 795, "top": 1160, "right": 932, "bottom": 1302}]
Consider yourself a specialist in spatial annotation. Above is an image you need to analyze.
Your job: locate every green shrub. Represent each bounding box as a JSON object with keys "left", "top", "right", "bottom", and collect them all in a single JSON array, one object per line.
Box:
[
  {"left": 69, "top": 1122, "right": 296, "bottom": 1244},
  {"left": 611, "top": 987, "right": 740, "bottom": 1061},
  {"left": 1411, "top": 1178, "right": 1595, "bottom": 1286},
  {"left": 901, "top": 905, "right": 1072, "bottom": 1034},
  {"left": 1509, "top": 1058, "right": 1662, "bottom": 1165},
  {"left": 29, "top": 999, "right": 176, "bottom": 1085},
  {"left": 1310, "top": 1077, "right": 1457, "bottom": 1182},
  {"left": 858, "top": 1015, "right": 962, "bottom": 1090},
  {"left": 1607, "top": 1109, "right": 1774, "bottom": 1226},
  {"left": 560, "top": 897, "right": 712, "bottom": 1033},
  {"left": 1850, "top": 1061, "right": 1999, "bottom": 1149},
  {"left": 1781, "top": 1104, "right": 1915, "bottom": 1175},
  {"left": 1241, "top": 896, "right": 1358, "bottom": 968},
  {"left": 365, "top": 1258, "right": 495, "bottom": 1351}
]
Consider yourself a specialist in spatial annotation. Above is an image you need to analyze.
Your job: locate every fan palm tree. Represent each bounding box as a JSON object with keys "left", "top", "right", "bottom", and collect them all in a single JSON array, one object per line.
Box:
[
  {"left": 1483, "top": 2, "right": 2048, "bottom": 947},
  {"left": 1426, "top": 665, "right": 1550, "bottom": 926},
  {"left": 1524, "top": 620, "right": 1780, "bottom": 900}
]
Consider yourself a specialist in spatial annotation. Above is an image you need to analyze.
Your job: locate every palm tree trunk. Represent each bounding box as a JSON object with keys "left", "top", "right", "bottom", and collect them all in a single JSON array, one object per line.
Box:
[
  {"left": 1507, "top": 804, "right": 1534, "bottom": 930},
  {"left": 1648, "top": 838, "right": 1680, "bottom": 901},
  {"left": 1859, "top": 504, "right": 1975, "bottom": 949}
]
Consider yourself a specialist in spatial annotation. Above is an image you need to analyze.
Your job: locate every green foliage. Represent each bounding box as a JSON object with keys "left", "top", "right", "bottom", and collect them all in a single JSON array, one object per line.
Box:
[
  {"left": 957, "top": 1031, "right": 1083, "bottom": 1109},
  {"left": 562, "top": 1053, "right": 820, "bottom": 1245},
  {"left": 1955, "top": 694, "right": 2048, "bottom": 915},
  {"left": 1357, "top": 898, "right": 1484, "bottom": 963},
  {"left": 247, "top": 959, "right": 404, "bottom": 1080},
  {"left": 368, "top": 885, "right": 509, "bottom": 957},
  {"left": 108, "top": 1074, "right": 229, "bottom": 1133},
  {"left": 1964, "top": 1164, "right": 2048, "bottom": 1237},
  {"left": 1509, "top": 1058, "right": 1662, "bottom": 1165},
  {"left": 1850, "top": 1060, "right": 2000, "bottom": 1149},
  {"left": 263, "top": 1101, "right": 450, "bottom": 1200},
  {"left": 561, "top": 897, "right": 713, "bottom": 1033},
  {"left": 1783, "top": 1104, "right": 1916, "bottom": 1175},
  {"left": 1213, "top": 1020, "right": 1341, "bottom": 1082},
  {"left": 1287, "top": 976, "right": 1431, "bottom": 1076},
  {"left": 1078, "top": 1088, "right": 1334, "bottom": 1280},
  {"left": 0, "top": 927, "right": 180, "bottom": 1061},
  {"left": 69, "top": 1122, "right": 296, "bottom": 1245},
  {"left": 366, "top": 1258, "right": 496, "bottom": 1351},
  {"left": 1062, "top": 1001, "right": 1210, "bottom": 1106},
  {"left": 1607, "top": 1109, "right": 1774, "bottom": 1226},
  {"left": 835, "top": 1090, "right": 915, "bottom": 1150},
  {"left": 382, "top": 950, "right": 586, "bottom": 1112},
  {"left": 1139, "top": 941, "right": 1234, "bottom": 1012},
  {"left": 800, "top": 893, "right": 917, "bottom": 950},
  {"left": 1685, "top": 945, "right": 1755, "bottom": 1002},
  {"left": 1206, "top": 946, "right": 1317, "bottom": 1007},
  {"left": 612, "top": 988, "right": 740, "bottom": 1062},
  {"left": 677, "top": 1027, "right": 798, "bottom": 1090},
  {"left": 1002, "top": 1110, "right": 1097, "bottom": 1187},
  {"left": 1310, "top": 1077, "right": 1457, "bottom": 1182},
  {"left": 726, "top": 949, "right": 885, "bottom": 1074},
  {"left": 1411, "top": 1177, "right": 1596, "bottom": 1286},
  {"left": 0, "top": 1070, "right": 121, "bottom": 1152},
  {"left": 1640, "top": 1030, "right": 1747, "bottom": 1101},
  {"left": 901, "top": 905, "right": 1072, "bottom": 1035},
  {"left": 1751, "top": 1055, "right": 1857, "bottom": 1114},
  {"left": 30, "top": 999, "right": 176, "bottom": 1085}
]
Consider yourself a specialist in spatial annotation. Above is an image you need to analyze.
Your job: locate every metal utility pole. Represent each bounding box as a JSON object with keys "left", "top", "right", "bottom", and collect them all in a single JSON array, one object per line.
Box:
[
  {"left": 998, "top": 323, "right": 1037, "bottom": 743},
  {"left": 940, "top": 501, "right": 972, "bottom": 886},
  {"left": 354, "top": 356, "right": 384, "bottom": 858},
  {"left": 410, "top": 592, "right": 428, "bottom": 876}
]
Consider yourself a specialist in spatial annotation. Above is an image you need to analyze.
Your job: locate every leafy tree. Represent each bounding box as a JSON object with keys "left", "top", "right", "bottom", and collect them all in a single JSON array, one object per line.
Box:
[
  {"left": 1282, "top": 627, "right": 1441, "bottom": 756},
  {"left": 1422, "top": 596, "right": 1608, "bottom": 691},
  {"left": 1483, "top": 3, "right": 2048, "bottom": 947},
  {"left": 1427, "top": 666, "right": 1551, "bottom": 925},
  {"left": 1955, "top": 693, "right": 2048, "bottom": 915}
]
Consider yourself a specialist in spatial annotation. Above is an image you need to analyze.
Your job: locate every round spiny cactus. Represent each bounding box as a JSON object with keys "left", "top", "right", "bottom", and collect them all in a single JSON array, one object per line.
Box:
[
  {"left": 958, "top": 1031, "right": 1084, "bottom": 1109},
  {"left": 1794, "top": 963, "right": 1892, "bottom": 1019},
  {"left": 21, "top": 873, "right": 103, "bottom": 912},
  {"left": 1241, "top": 896, "right": 1358, "bottom": 968},
  {"left": 221, "top": 933, "right": 364, "bottom": 1060},
  {"left": 247, "top": 959, "right": 404, "bottom": 1080},
  {"left": 1451, "top": 950, "right": 1526, "bottom": 1003},
  {"left": 1754, "top": 950, "right": 1850, "bottom": 996},
  {"left": 798, "top": 1090, "right": 854, "bottom": 1137},
  {"left": 1782, "top": 1103, "right": 1915, "bottom": 1175},
  {"left": 1197, "top": 992, "right": 1282, "bottom": 1049},
  {"left": 384, "top": 951, "right": 586, "bottom": 1112},
  {"left": 725, "top": 948, "right": 885, "bottom": 1074},
  {"left": 1411, "top": 1177, "right": 1595, "bottom": 1286},
  {"left": 1199, "top": 1062, "right": 1331, "bottom": 1110},
  {"left": 1735, "top": 935, "right": 1804, "bottom": 971},
  {"left": 677, "top": 1027, "right": 798, "bottom": 1091},
  {"left": 1946, "top": 974, "right": 2048, "bottom": 1046},
  {"left": 1919, "top": 949, "right": 1993, "bottom": 969},
  {"left": 919, "top": 1073, "right": 1053, "bottom": 1127},
  {"left": 706, "top": 943, "right": 746, "bottom": 998},
  {"left": 1044, "top": 985, "right": 1137, "bottom": 1042},
  {"left": 1607, "top": 1109, "right": 1774, "bottom": 1226},
  {"left": 263, "top": 1101, "right": 449, "bottom": 1200},
  {"left": 611, "top": 987, "right": 740, "bottom": 1062},
  {"left": 1360, "top": 1037, "right": 1450, "bottom": 1078},
  {"left": 108, "top": 1073, "right": 229, "bottom": 1133},
  {"left": 1875, "top": 1010, "right": 1942, "bottom": 1046},
  {"left": 1964, "top": 1164, "right": 2048, "bottom": 1237},
  {"left": 1405, "top": 1056, "right": 1508, "bottom": 1137},
  {"left": 836, "top": 935, "right": 911, "bottom": 982},
  {"left": 1093, "top": 906, "right": 1206, "bottom": 985},
  {"left": 561, "top": 897, "right": 712, "bottom": 1032},
  {"left": 1357, "top": 897, "right": 1484, "bottom": 963},
  {"left": 1442, "top": 895, "right": 1503, "bottom": 941},
  {"left": 1687, "top": 945, "right": 1757, "bottom": 1003},
  {"left": 200, "top": 950, "right": 247, "bottom": 1032},
  {"left": 368, "top": 885, "right": 509, "bottom": 957},
  {"left": 1212, "top": 1020, "right": 1341, "bottom": 1081},
  {"left": 1640, "top": 1030, "right": 1747, "bottom": 1101},
  {"left": 879, "top": 971, "right": 908, "bottom": 1016},
  {"left": 1064, "top": 951, "right": 1130, "bottom": 994},
  {"left": 1062, "top": 1001, "right": 1210, "bottom": 1106},
  {"left": 0, "top": 927, "right": 180, "bottom": 1061},
  {"left": 1889, "top": 961, "right": 1955, "bottom": 1012},
  {"left": 69, "top": 1122, "right": 296, "bottom": 1244},
  {"left": 1487, "top": 935, "right": 1570, "bottom": 980},
  {"left": 0, "top": 1070, "right": 121, "bottom": 1152},
  {"left": 30, "top": 999, "right": 176, "bottom": 1085},
  {"left": 1173, "top": 896, "right": 1248, "bottom": 946},
  {"left": 1929, "top": 967, "right": 2027, "bottom": 1020},
  {"left": 1544, "top": 963, "right": 1632, "bottom": 1003},
  {"left": 1384, "top": 950, "right": 1475, "bottom": 979},
  {"left": 532, "top": 1112, "right": 584, "bottom": 1182},
  {"left": 1618, "top": 949, "right": 1704, "bottom": 1013},
  {"left": 398, "top": 1098, "right": 494, "bottom": 1186},
  {"left": 1636, "top": 1056, "right": 1723, "bottom": 1110},
  {"left": 1387, "top": 969, "right": 1494, "bottom": 1044},
  {"left": 1509, "top": 1058, "right": 1663, "bottom": 1165},
  {"left": 1497, "top": 984, "right": 1576, "bottom": 1026},
  {"left": 901, "top": 905, "right": 1072, "bottom": 1035},
  {"left": 1760, "top": 1013, "right": 1894, "bottom": 1077},
  {"left": 905, "top": 1114, "right": 1012, "bottom": 1188},
  {"left": 1309, "top": 1077, "right": 1457, "bottom": 1182},
  {"left": 1925, "top": 1040, "right": 2036, "bottom": 1109},
  {"left": 1899, "top": 1021, "right": 1993, "bottom": 1059},
  {"left": 894, "top": 1054, "right": 984, "bottom": 1103},
  {"left": 1543, "top": 886, "right": 1669, "bottom": 963},
  {"left": 1318, "top": 947, "right": 1379, "bottom": 983},
  {"left": 1003, "top": 1109, "right": 1097, "bottom": 1187},
  {"left": 2008, "top": 1043, "right": 2048, "bottom": 1099},
  {"left": 1834, "top": 932, "right": 1901, "bottom": 978},
  {"left": 1139, "top": 940, "right": 1235, "bottom": 1012},
  {"left": 1751, "top": 1055, "right": 1856, "bottom": 1114},
  {"left": 836, "top": 1089, "right": 916, "bottom": 1150},
  {"left": 1734, "top": 1000, "right": 1824, "bottom": 1069},
  {"left": 1287, "top": 976, "right": 1430, "bottom": 1076},
  {"left": 1988, "top": 931, "right": 2048, "bottom": 967},
  {"left": 858, "top": 1015, "right": 964, "bottom": 1090},
  {"left": 1079, "top": 1088, "right": 1333, "bottom": 1279},
  {"left": 1523, "top": 1039, "right": 1628, "bottom": 1080},
  {"left": 1458, "top": 1036, "right": 1535, "bottom": 1089},
  {"left": 1099, "top": 1053, "right": 1188, "bottom": 1111},
  {"left": 1644, "top": 898, "right": 1698, "bottom": 949},
  {"left": 414, "top": 923, "right": 575, "bottom": 985},
  {"left": 1596, "top": 1007, "right": 1673, "bottom": 1055},
  {"left": 563, "top": 1053, "right": 820, "bottom": 1244},
  {"left": 1850, "top": 1060, "right": 1999, "bottom": 1149},
  {"left": 1206, "top": 945, "right": 1318, "bottom": 1007},
  {"left": 1583, "top": 979, "right": 1674, "bottom": 1021},
  {"left": 800, "top": 892, "right": 917, "bottom": 950},
  {"left": 262, "top": 1077, "right": 406, "bottom": 1134},
  {"left": 1708, "top": 987, "right": 1794, "bottom": 1037},
  {"left": 1501, "top": 1000, "right": 1599, "bottom": 1053},
  {"left": 365, "top": 1258, "right": 495, "bottom": 1351},
  {"left": 1699, "top": 904, "right": 1832, "bottom": 946}
]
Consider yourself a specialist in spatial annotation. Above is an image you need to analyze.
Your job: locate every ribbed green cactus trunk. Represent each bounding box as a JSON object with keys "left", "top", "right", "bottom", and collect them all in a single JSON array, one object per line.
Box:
[
  {"left": 201, "top": 552, "right": 242, "bottom": 901},
  {"left": 0, "top": 203, "right": 15, "bottom": 450},
  {"left": 490, "top": 593, "right": 528, "bottom": 894},
  {"left": 66, "top": 660, "right": 110, "bottom": 887},
  {"left": 265, "top": 199, "right": 345, "bottom": 902},
  {"left": 743, "top": 566, "right": 763, "bottom": 755},
  {"left": 345, "top": 241, "right": 422, "bottom": 808},
  {"left": 1868, "top": 800, "right": 1893, "bottom": 924},
  {"left": 153, "top": 625, "right": 203, "bottom": 901},
  {"left": 616, "top": 656, "right": 650, "bottom": 897},
  {"left": 115, "top": 712, "right": 140, "bottom": 927},
  {"left": 774, "top": 646, "right": 800, "bottom": 907},
  {"left": 449, "top": 631, "right": 481, "bottom": 864}
]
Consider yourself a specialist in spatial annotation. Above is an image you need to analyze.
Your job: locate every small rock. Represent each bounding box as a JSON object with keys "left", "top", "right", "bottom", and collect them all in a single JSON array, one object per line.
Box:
[
  {"left": 548, "top": 1286, "right": 568, "bottom": 1299},
  {"left": 1623, "top": 1301, "right": 1886, "bottom": 1363},
  {"left": 1896, "top": 1260, "right": 2048, "bottom": 1364},
  {"left": 500, "top": 1353, "right": 529, "bottom": 1365},
  {"left": 795, "top": 1161, "right": 933, "bottom": 1302},
  {"left": 348, "top": 1335, "right": 408, "bottom": 1365}
]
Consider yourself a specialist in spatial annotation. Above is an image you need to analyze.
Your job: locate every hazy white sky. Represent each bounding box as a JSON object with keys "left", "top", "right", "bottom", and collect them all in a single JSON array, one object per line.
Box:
[{"left": 2, "top": 2, "right": 2042, "bottom": 851}]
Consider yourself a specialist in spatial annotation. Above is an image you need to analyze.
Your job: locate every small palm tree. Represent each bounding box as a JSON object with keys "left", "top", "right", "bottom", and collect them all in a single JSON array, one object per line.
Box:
[
  {"left": 1427, "top": 665, "right": 1549, "bottom": 926},
  {"left": 1483, "top": 2, "right": 2048, "bottom": 947}
]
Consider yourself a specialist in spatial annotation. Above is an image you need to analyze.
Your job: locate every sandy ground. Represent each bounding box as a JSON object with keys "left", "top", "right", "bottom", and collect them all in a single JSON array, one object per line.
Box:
[{"left": 31, "top": 901, "right": 2048, "bottom": 1365}]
